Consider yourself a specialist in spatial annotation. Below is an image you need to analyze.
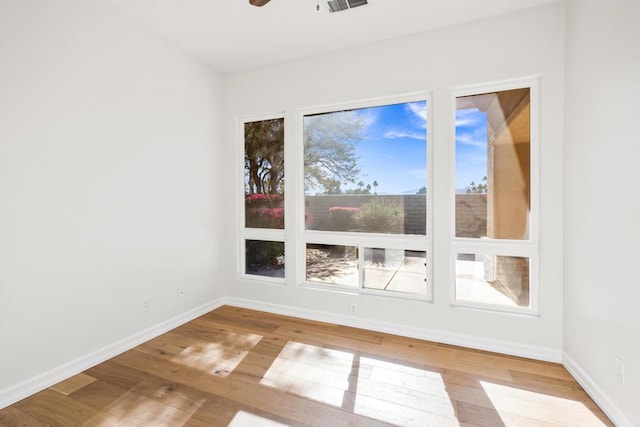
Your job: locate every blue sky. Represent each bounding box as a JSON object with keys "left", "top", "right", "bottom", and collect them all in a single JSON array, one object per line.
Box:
[
  {"left": 349, "top": 101, "right": 427, "bottom": 195},
  {"left": 347, "top": 101, "right": 488, "bottom": 194},
  {"left": 454, "top": 108, "right": 488, "bottom": 191}
]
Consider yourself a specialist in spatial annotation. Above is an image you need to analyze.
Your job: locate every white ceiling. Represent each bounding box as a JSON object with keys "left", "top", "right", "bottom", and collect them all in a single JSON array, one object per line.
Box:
[{"left": 105, "top": 0, "right": 557, "bottom": 72}]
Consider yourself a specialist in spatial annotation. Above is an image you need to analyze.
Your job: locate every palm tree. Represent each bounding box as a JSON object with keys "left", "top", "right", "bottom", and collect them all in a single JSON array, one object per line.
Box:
[{"left": 372, "top": 180, "right": 378, "bottom": 195}]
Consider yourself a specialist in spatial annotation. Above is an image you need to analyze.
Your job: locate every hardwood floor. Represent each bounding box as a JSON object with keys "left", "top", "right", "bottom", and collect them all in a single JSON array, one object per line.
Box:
[{"left": 0, "top": 306, "right": 612, "bottom": 426}]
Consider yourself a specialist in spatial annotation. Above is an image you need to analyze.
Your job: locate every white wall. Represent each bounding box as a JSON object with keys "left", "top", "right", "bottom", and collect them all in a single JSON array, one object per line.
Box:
[
  {"left": 1, "top": 0, "right": 635, "bottom": 423},
  {"left": 0, "top": 0, "right": 223, "bottom": 404},
  {"left": 564, "top": 1, "right": 640, "bottom": 425},
  {"left": 223, "top": 3, "right": 566, "bottom": 359}
]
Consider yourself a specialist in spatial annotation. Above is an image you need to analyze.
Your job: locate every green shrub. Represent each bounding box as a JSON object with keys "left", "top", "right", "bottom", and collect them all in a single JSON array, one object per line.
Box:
[{"left": 356, "top": 198, "right": 405, "bottom": 233}]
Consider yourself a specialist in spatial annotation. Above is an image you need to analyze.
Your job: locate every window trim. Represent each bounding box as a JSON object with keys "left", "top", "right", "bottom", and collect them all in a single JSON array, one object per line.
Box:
[
  {"left": 449, "top": 77, "right": 540, "bottom": 315},
  {"left": 297, "top": 92, "right": 433, "bottom": 301}
]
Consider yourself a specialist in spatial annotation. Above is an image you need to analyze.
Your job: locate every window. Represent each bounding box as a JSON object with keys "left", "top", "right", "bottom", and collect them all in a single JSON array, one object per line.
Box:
[
  {"left": 301, "top": 96, "right": 431, "bottom": 299},
  {"left": 241, "top": 117, "right": 285, "bottom": 281},
  {"left": 455, "top": 253, "right": 530, "bottom": 307},
  {"left": 239, "top": 81, "right": 539, "bottom": 314},
  {"left": 245, "top": 240, "right": 285, "bottom": 278},
  {"left": 363, "top": 249, "right": 427, "bottom": 296},
  {"left": 453, "top": 81, "right": 538, "bottom": 312},
  {"left": 306, "top": 243, "right": 358, "bottom": 288}
]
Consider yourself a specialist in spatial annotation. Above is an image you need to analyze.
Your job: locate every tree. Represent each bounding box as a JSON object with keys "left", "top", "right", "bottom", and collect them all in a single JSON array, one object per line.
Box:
[
  {"left": 323, "top": 178, "right": 343, "bottom": 195},
  {"left": 344, "top": 180, "right": 372, "bottom": 194},
  {"left": 372, "top": 180, "right": 378, "bottom": 195},
  {"left": 466, "top": 176, "right": 488, "bottom": 194},
  {"left": 416, "top": 186, "right": 427, "bottom": 194},
  {"left": 304, "top": 111, "right": 363, "bottom": 194},
  {"left": 245, "top": 119, "right": 284, "bottom": 195},
  {"left": 345, "top": 187, "right": 371, "bottom": 195}
]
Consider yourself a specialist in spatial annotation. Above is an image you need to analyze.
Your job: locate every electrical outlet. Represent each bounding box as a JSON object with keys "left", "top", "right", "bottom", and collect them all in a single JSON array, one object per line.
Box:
[
  {"left": 349, "top": 301, "right": 357, "bottom": 314},
  {"left": 616, "top": 356, "right": 625, "bottom": 384},
  {"left": 142, "top": 297, "right": 151, "bottom": 312}
]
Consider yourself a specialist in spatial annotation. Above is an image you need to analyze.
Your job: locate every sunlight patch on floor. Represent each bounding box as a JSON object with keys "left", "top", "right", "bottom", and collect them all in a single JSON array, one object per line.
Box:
[
  {"left": 102, "top": 390, "right": 204, "bottom": 426},
  {"left": 228, "top": 411, "right": 289, "bottom": 427},
  {"left": 261, "top": 341, "right": 355, "bottom": 407},
  {"left": 354, "top": 356, "right": 457, "bottom": 426},
  {"left": 260, "top": 341, "right": 458, "bottom": 425},
  {"left": 480, "top": 381, "right": 607, "bottom": 426},
  {"left": 172, "top": 332, "right": 263, "bottom": 376}
]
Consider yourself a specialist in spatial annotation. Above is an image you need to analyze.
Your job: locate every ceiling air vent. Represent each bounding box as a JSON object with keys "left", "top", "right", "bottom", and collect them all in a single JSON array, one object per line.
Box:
[{"left": 326, "top": 0, "right": 368, "bottom": 13}]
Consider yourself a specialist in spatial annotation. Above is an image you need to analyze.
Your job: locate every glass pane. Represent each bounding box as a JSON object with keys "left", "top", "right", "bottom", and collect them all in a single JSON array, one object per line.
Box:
[
  {"left": 363, "top": 249, "right": 426, "bottom": 296},
  {"left": 455, "top": 88, "right": 530, "bottom": 240},
  {"left": 455, "top": 253, "right": 530, "bottom": 307},
  {"left": 245, "top": 240, "right": 285, "bottom": 278},
  {"left": 244, "top": 118, "right": 285, "bottom": 229},
  {"left": 305, "top": 243, "right": 358, "bottom": 288},
  {"left": 303, "top": 101, "right": 427, "bottom": 235}
]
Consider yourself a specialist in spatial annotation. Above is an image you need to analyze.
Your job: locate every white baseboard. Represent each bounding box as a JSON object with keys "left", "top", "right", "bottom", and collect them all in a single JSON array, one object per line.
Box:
[
  {"left": 0, "top": 297, "right": 225, "bottom": 411},
  {"left": 224, "top": 297, "right": 562, "bottom": 363},
  {"left": 563, "top": 353, "right": 634, "bottom": 427}
]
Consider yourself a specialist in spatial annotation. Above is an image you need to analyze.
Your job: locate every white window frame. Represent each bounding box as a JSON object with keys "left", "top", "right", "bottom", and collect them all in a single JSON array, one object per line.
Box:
[
  {"left": 297, "top": 92, "right": 433, "bottom": 301},
  {"left": 450, "top": 77, "right": 540, "bottom": 315},
  {"left": 238, "top": 112, "right": 287, "bottom": 285}
]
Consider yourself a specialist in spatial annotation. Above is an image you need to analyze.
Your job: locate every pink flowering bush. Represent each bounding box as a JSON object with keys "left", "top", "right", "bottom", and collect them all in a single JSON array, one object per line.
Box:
[
  {"left": 246, "top": 207, "right": 284, "bottom": 229},
  {"left": 244, "top": 194, "right": 315, "bottom": 229},
  {"left": 328, "top": 206, "right": 359, "bottom": 231},
  {"left": 245, "top": 193, "right": 284, "bottom": 229},
  {"left": 245, "top": 193, "right": 283, "bottom": 206},
  {"left": 305, "top": 212, "right": 313, "bottom": 228}
]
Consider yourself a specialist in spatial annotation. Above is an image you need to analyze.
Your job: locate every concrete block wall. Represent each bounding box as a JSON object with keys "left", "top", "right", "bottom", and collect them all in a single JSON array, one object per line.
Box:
[{"left": 304, "top": 193, "right": 487, "bottom": 237}]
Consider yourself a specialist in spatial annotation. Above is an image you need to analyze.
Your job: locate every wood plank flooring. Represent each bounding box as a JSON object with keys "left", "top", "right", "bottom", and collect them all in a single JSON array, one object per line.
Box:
[{"left": 0, "top": 306, "right": 613, "bottom": 426}]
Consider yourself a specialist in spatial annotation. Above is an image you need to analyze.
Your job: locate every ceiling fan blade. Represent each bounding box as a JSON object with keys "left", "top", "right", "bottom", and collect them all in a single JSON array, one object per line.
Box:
[{"left": 249, "top": 0, "right": 271, "bottom": 6}]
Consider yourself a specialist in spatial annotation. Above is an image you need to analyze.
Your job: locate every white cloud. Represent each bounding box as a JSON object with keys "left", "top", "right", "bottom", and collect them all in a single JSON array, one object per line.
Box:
[
  {"left": 406, "top": 102, "right": 427, "bottom": 122},
  {"left": 355, "top": 108, "right": 377, "bottom": 128},
  {"left": 455, "top": 108, "right": 484, "bottom": 127},
  {"left": 384, "top": 129, "right": 426, "bottom": 140},
  {"left": 456, "top": 132, "right": 486, "bottom": 148}
]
